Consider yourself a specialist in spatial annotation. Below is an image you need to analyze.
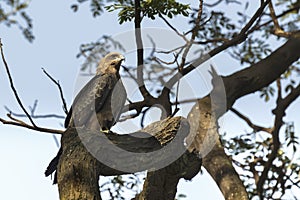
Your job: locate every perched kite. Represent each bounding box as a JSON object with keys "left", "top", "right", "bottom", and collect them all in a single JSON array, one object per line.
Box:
[
  {"left": 65, "top": 52, "right": 127, "bottom": 131},
  {"left": 45, "top": 52, "right": 127, "bottom": 183}
]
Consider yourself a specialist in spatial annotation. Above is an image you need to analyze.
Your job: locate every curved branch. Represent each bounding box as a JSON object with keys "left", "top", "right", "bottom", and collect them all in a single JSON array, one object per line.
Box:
[
  {"left": 230, "top": 108, "right": 273, "bottom": 134},
  {"left": 0, "top": 39, "right": 37, "bottom": 127},
  {"left": 42, "top": 68, "right": 68, "bottom": 114}
]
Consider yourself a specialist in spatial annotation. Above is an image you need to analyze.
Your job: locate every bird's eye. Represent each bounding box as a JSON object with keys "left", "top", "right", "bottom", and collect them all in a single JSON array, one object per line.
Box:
[{"left": 111, "top": 62, "right": 116, "bottom": 66}]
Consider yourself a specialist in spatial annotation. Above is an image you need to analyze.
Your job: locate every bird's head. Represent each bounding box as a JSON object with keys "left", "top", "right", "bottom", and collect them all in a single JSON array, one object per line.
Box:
[{"left": 96, "top": 52, "right": 125, "bottom": 75}]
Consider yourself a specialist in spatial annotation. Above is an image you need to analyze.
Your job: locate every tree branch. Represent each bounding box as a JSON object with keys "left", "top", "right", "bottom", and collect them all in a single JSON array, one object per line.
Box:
[
  {"left": 223, "top": 32, "right": 300, "bottom": 108},
  {"left": 230, "top": 108, "right": 273, "bottom": 133},
  {"left": 257, "top": 82, "right": 300, "bottom": 198},
  {"left": 0, "top": 39, "right": 37, "bottom": 127},
  {"left": 162, "top": 0, "right": 271, "bottom": 93},
  {"left": 186, "top": 97, "right": 249, "bottom": 200},
  {"left": 4, "top": 105, "right": 65, "bottom": 119},
  {"left": 56, "top": 117, "right": 200, "bottom": 200},
  {"left": 134, "top": 0, "right": 151, "bottom": 99},
  {"left": 0, "top": 114, "right": 63, "bottom": 134},
  {"left": 42, "top": 68, "right": 68, "bottom": 114},
  {"left": 145, "top": 25, "right": 300, "bottom": 200}
]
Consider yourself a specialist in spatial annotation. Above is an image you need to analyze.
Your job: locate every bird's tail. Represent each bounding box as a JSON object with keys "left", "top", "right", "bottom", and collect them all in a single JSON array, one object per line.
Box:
[{"left": 45, "top": 147, "right": 62, "bottom": 184}]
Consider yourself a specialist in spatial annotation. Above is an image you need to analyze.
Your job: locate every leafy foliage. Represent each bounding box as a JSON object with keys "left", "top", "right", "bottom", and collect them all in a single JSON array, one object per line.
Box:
[
  {"left": 70, "top": 0, "right": 189, "bottom": 23},
  {"left": 0, "top": 0, "right": 34, "bottom": 42},
  {"left": 105, "top": 0, "right": 190, "bottom": 24},
  {"left": 259, "top": 86, "right": 275, "bottom": 102}
]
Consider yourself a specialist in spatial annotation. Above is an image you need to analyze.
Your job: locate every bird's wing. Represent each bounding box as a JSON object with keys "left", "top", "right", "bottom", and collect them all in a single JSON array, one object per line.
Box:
[
  {"left": 110, "top": 79, "right": 127, "bottom": 125},
  {"left": 64, "top": 74, "right": 114, "bottom": 128}
]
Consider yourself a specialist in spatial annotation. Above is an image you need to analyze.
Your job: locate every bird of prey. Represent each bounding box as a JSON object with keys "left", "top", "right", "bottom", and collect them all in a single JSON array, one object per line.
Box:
[
  {"left": 45, "top": 52, "right": 127, "bottom": 183},
  {"left": 65, "top": 52, "right": 127, "bottom": 131}
]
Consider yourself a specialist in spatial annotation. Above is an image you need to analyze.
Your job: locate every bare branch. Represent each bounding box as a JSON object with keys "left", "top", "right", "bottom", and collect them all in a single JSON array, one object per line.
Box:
[
  {"left": 0, "top": 39, "right": 37, "bottom": 127},
  {"left": 193, "top": 38, "right": 230, "bottom": 44},
  {"left": 159, "top": 14, "right": 188, "bottom": 42},
  {"left": 0, "top": 114, "right": 63, "bottom": 134},
  {"left": 4, "top": 106, "right": 65, "bottom": 119},
  {"left": 42, "top": 68, "right": 68, "bottom": 114},
  {"left": 156, "top": 44, "right": 186, "bottom": 55},
  {"left": 0, "top": 40, "right": 65, "bottom": 135},
  {"left": 230, "top": 108, "right": 273, "bottom": 133},
  {"left": 203, "top": 0, "right": 223, "bottom": 7},
  {"left": 179, "top": 0, "right": 203, "bottom": 72}
]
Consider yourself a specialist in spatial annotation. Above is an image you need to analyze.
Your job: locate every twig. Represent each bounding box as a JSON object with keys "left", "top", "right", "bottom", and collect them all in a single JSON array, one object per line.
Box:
[
  {"left": 29, "top": 100, "right": 38, "bottom": 115},
  {"left": 268, "top": 1, "right": 292, "bottom": 38},
  {"left": 52, "top": 135, "right": 60, "bottom": 148},
  {"left": 179, "top": 0, "right": 203, "bottom": 72},
  {"left": 172, "top": 54, "right": 181, "bottom": 116},
  {"left": 5, "top": 106, "right": 65, "bottom": 119},
  {"left": 140, "top": 107, "right": 151, "bottom": 128},
  {"left": 193, "top": 38, "right": 230, "bottom": 44},
  {"left": 0, "top": 114, "right": 63, "bottom": 134},
  {"left": 159, "top": 14, "right": 188, "bottom": 42},
  {"left": 276, "top": 78, "right": 282, "bottom": 101},
  {"left": 122, "top": 65, "right": 138, "bottom": 83},
  {"left": 156, "top": 44, "right": 186, "bottom": 55},
  {"left": 42, "top": 68, "right": 68, "bottom": 114},
  {"left": 230, "top": 108, "right": 273, "bottom": 133},
  {"left": 0, "top": 39, "right": 37, "bottom": 127},
  {"left": 203, "top": 0, "right": 223, "bottom": 7}
]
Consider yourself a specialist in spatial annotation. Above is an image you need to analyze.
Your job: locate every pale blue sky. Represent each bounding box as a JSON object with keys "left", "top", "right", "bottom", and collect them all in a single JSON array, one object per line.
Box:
[{"left": 0, "top": 0, "right": 299, "bottom": 199}]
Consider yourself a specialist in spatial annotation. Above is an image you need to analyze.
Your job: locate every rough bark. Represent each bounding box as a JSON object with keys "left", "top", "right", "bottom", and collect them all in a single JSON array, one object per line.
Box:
[
  {"left": 137, "top": 33, "right": 300, "bottom": 199},
  {"left": 57, "top": 117, "right": 196, "bottom": 199},
  {"left": 187, "top": 97, "right": 248, "bottom": 200},
  {"left": 134, "top": 151, "right": 201, "bottom": 200},
  {"left": 224, "top": 33, "right": 300, "bottom": 108}
]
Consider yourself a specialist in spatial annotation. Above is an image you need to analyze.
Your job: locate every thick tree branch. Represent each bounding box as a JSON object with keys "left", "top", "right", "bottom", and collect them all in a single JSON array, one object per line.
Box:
[
  {"left": 56, "top": 117, "right": 200, "bottom": 200},
  {"left": 120, "top": 28, "right": 300, "bottom": 200},
  {"left": 134, "top": 0, "right": 151, "bottom": 99},
  {"left": 186, "top": 97, "right": 249, "bottom": 200},
  {"left": 223, "top": 32, "right": 300, "bottom": 108}
]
